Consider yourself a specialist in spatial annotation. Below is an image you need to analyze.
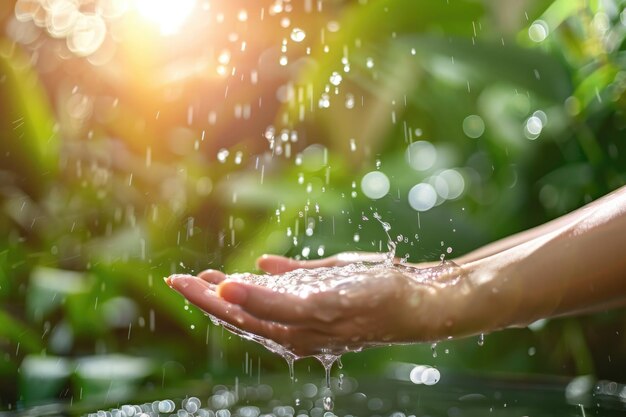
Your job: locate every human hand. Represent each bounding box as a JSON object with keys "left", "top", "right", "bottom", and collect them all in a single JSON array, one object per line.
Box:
[{"left": 166, "top": 253, "right": 469, "bottom": 357}]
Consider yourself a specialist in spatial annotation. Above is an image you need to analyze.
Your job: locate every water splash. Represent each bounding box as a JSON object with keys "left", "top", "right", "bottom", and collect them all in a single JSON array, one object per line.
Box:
[
  {"left": 198, "top": 211, "right": 462, "bottom": 383},
  {"left": 372, "top": 212, "right": 395, "bottom": 266}
]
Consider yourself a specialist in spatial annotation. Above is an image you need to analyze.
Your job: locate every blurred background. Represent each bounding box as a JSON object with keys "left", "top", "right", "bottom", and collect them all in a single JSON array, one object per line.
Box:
[{"left": 1, "top": 0, "right": 626, "bottom": 411}]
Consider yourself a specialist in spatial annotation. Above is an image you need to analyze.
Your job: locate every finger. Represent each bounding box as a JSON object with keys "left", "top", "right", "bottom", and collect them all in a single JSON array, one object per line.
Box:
[
  {"left": 166, "top": 275, "right": 279, "bottom": 339},
  {"left": 257, "top": 254, "right": 355, "bottom": 273},
  {"left": 217, "top": 279, "right": 310, "bottom": 323},
  {"left": 180, "top": 274, "right": 217, "bottom": 291},
  {"left": 256, "top": 252, "right": 391, "bottom": 274},
  {"left": 198, "top": 269, "right": 227, "bottom": 284},
  {"left": 333, "top": 251, "right": 391, "bottom": 264},
  {"left": 256, "top": 255, "right": 312, "bottom": 274}
]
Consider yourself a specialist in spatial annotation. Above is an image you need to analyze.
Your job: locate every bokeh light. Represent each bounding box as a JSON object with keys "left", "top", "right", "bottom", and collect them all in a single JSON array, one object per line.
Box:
[
  {"left": 66, "top": 13, "right": 106, "bottom": 56},
  {"left": 408, "top": 183, "right": 438, "bottom": 212},
  {"left": 405, "top": 141, "right": 437, "bottom": 172},
  {"left": 462, "top": 115, "right": 485, "bottom": 139},
  {"left": 134, "top": 0, "right": 196, "bottom": 35},
  {"left": 361, "top": 171, "right": 391, "bottom": 200},
  {"left": 529, "top": 20, "right": 549, "bottom": 42}
]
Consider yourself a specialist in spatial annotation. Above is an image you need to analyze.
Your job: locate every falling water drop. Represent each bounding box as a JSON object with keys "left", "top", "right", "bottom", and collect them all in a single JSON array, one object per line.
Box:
[
  {"left": 286, "top": 356, "right": 295, "bottom": 381},
  {"left": 217, "top": 148, "right": 229, "bottom": 163},
  {"left": 290, "top": 28, "right": 306, "bottom": 42},
  {"left": 329, "top": 72, "right": 342, "bottom": 86},
  {"left": 323, "top": 396, "right": 334, "bottom": 411},
  {"left": 345, "top": 94, "right": 355, "bottom": 109},
  {"left": 315, "top": 354, "right": 338, "bottom": 388}
]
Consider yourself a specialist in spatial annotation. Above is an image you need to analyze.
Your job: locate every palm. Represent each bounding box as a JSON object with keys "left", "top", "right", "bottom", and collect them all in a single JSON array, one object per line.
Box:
[{"left": 166, "top": 254, "right": 463, "bottom": 356}]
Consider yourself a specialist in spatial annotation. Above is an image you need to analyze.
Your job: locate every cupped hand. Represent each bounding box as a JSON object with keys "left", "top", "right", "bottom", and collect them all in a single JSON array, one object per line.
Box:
[{"left": 166, "top": 253, "right": 468, "bottom": 357}]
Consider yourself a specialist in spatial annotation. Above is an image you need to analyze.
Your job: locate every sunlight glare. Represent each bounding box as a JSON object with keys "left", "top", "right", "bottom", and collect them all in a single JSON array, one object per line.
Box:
[{"left": 134, "top": 0, "right": 196, "bottom": 35}]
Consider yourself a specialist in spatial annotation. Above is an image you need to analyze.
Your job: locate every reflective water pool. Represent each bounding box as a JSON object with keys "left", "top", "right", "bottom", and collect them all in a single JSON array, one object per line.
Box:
[{"left": 3, "top": 366, "right": 626, "bottom": 417}]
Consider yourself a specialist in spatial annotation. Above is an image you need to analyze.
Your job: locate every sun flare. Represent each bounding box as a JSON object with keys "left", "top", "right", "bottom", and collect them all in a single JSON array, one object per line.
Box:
[{"left": 134, "top": 0, "right": 197, "bottom": 35}]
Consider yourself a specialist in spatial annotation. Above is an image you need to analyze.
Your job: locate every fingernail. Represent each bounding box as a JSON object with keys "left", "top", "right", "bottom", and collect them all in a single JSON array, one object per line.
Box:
[
  {"left": 218, "top": 282, "right": 248, "bottom": 304},
  {"left": 255, "top": 255, "right": 268, "bottom": 269},
  {"left": 167, "top": 274, "right": 192, "bottom": 289},
  {"left": 163, "top": 277, "right": 171, "bottom": 287}
]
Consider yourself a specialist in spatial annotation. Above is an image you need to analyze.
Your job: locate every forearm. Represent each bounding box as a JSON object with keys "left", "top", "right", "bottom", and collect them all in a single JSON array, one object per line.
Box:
[
  {"left": 460, "top": 187, "right": 626, "bottom": 333},
  {"left": 456, "top": 185, "right": 626, "bottom": 264}
]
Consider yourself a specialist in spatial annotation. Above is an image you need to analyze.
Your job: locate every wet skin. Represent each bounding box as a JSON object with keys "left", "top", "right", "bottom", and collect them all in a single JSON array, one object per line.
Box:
[
  {"left": 166, "top": 254, "right": 470, "bottom": 357},
  {"left": 167, "top": 185, "right": 626, "bottom": 357}
]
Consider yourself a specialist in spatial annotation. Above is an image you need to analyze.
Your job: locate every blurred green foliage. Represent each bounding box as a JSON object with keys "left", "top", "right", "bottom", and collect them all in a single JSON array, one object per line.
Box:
[{"left": 1, "top": 0, "right": 626, "bottom": 410}]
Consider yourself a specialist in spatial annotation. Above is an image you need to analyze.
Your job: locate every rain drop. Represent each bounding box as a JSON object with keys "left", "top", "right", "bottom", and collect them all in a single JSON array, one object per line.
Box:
[{"left": 290, "top": 28, "right": 306, "bottom": 42}]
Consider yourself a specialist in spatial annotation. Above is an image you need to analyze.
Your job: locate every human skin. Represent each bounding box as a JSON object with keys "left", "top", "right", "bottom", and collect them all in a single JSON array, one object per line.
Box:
[{"left": 166, "top": 185, "right": 626, "bottom": 357}]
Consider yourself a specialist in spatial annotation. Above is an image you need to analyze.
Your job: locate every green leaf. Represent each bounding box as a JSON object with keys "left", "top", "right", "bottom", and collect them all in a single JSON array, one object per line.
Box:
[
  {"left": 0, "top": 310, "right": 42, "bottom": 353},
  {"left": 0, "top": 41, "right": 58, "bottom": 198},
  {"left": 397, "top": 35, "right": 572, "bottom": 102}
]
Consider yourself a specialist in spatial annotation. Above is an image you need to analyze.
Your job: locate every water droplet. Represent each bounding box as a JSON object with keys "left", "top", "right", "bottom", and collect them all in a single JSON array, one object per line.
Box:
[
  {"left": 529, "top": 20, "right": 549, "bottom": 42},
  {"left": 478, "top": 333, "right": 485, "bottom": 346},
  {"left": 290, "top": 28, "right": 306, "bottom": 42},
  {"left": 218, "top": 50, "right": 231, "bottom": 65},
  {"left": 326, "top": 21, "right": 340, "bottom": 32},
  {"left": 345, "top": 94, "right": 355, "bottom": 109},
  {"left": 318, "top": 93, "right": 330, "bottom": 108},
  {"left": 329, "top": 72, "right": 342, "bottom": 86},
  {"left": 323, "top": 396, "right": 334, "bottom": 411},
  {"left": 217, "top": 148, "right": 229, "bottom": 163}
]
